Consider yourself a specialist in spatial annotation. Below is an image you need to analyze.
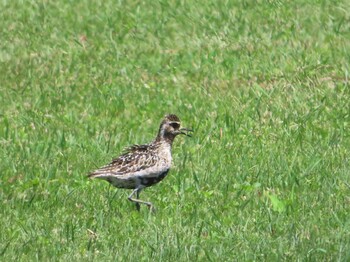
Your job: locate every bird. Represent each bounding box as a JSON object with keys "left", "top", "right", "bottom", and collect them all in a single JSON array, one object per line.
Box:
[{"left": 88, "top": 114, "right": 193, "bottom": 211}]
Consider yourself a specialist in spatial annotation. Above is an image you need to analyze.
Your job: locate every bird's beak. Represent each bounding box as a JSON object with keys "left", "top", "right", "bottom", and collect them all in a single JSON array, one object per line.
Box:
[{"left": 179, "top": 127, "right": 193, "bottom": 137}]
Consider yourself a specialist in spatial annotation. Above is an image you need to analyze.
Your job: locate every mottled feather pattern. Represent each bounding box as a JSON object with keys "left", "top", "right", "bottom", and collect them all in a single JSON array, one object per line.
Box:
[
  {"left": 88, "top": 114, "right": 192, "bottom": 211},
  {"left": 89, "top": 141, "right": 171, "bottom": 177},
  {"left": 124, "top": 144, "right": 149, "bottom": 152},
  {"left": 164, "top": 114, "right": 180, "bottom": 122}
]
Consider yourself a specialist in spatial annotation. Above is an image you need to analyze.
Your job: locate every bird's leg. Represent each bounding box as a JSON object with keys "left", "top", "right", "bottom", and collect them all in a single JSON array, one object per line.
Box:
[
  {"left": 136, "top": 190, "right": 140, "bottom": 211},
  {"left": 128, "top": 187, "right": 154, "bottom": 211}
]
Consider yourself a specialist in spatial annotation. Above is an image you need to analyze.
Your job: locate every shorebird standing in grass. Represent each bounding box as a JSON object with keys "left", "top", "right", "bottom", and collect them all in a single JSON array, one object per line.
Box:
[{"left": 88, "top": 114, "right": 193, "bottom": 211}]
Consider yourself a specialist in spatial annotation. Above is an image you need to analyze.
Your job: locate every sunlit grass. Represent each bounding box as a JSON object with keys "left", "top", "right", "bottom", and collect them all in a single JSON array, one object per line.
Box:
[{"left": 1, "top": 0, "right": 349, "bottom": 260}]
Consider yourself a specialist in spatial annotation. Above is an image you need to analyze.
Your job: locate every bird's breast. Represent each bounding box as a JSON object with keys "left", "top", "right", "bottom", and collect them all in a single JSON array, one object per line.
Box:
[
  {"left": 157, "top": 143, "right": 172, "bottom": 169},
  {"left": 139, "top": 169, "right": 169, "bottom": 187}
]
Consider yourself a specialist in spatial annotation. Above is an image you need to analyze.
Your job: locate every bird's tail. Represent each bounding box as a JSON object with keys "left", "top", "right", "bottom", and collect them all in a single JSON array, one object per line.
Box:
[
  {"left": 87, "top": 172, "right": 96, "bottom": 179},
  {"left": 88, "top": 170, "right": 119, "bottom": 179}
]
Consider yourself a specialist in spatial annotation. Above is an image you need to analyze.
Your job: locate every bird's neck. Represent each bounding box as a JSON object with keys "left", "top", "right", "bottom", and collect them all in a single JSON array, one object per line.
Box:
[
  {"left": 154, "top": 134, "right": 175, "bottom": 146},
  {"left": 155, "top": 126, "right": 176, "bottom": 145}
]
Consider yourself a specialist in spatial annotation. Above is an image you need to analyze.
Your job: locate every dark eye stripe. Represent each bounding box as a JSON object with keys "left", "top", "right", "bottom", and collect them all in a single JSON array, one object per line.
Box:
[{"left": 170, "top": 122, "right": 180, "bottom": 129}]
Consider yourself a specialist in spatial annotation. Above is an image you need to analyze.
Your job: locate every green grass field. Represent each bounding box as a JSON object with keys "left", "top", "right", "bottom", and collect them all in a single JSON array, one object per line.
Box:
[{"left": 1, "top": 0, "right": 350, "bottom": 260}]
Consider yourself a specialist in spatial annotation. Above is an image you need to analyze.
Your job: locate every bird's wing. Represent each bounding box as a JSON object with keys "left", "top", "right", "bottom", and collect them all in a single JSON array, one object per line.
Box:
[{"left": 88, "top": 144, "right": 158, "bottom": 177}]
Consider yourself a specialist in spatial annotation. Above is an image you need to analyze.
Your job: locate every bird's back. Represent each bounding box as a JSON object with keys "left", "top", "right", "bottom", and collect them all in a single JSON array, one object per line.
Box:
[{"left": 89, "top": 141, "right": 172, "bottom": 188}]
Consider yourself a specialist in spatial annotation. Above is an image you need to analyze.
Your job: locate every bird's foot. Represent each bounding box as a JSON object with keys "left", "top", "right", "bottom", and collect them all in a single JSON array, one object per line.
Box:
[
  {"left": 148, "top": 204, "right": 156, "bottom": 213},
  {"left": 135, "top": 203, "right": 140, "bottom": 211}
]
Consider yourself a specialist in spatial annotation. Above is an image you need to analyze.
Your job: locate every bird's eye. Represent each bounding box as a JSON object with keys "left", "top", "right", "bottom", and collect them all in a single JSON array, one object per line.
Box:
[{"left": 170, "top": 122, "right": 180, "bottom": 129}]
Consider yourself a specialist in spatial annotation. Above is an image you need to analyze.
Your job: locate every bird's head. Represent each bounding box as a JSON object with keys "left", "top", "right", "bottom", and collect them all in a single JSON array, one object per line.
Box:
[{"left": 157, "top": 114, "right": 193, "bottom": 143}]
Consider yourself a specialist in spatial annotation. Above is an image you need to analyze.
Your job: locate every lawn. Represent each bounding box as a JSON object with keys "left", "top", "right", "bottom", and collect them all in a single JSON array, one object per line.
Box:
[{"left": 1, "top": 0, "right": 349, "bottom": 260}]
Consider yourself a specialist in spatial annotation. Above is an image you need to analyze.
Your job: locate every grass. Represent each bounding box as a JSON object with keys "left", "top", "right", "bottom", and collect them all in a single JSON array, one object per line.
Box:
[{"left": 1, "top": 0, "right": 350, "bottom": 260}]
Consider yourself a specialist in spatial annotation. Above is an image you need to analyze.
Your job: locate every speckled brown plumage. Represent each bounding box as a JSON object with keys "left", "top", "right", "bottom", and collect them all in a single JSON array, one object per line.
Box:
[{"left": 88, "top": 114, "right": 192, "bottom": 211}]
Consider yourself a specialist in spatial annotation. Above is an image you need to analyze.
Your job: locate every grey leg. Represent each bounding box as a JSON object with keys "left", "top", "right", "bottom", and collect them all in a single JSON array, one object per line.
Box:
[
  {"left": 136, "top": 190, "right": 140, "bottom": 211},
  {"left": 128, "top": 187, "right": 154, "bottom": 211}
]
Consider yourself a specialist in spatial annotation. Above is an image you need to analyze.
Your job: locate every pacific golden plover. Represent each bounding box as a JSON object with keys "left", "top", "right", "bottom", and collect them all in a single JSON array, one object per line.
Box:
[{"left": 88, "top": 114, "right": 193, "bottom": 211}]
